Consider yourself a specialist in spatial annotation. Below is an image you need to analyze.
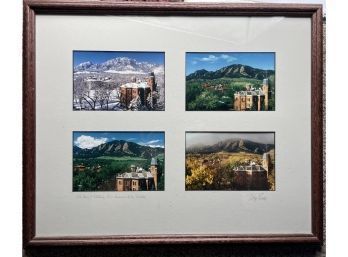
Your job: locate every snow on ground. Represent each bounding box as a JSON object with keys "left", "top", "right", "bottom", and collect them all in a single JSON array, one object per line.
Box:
[
  {"left": 104, "top": 70, "right": 146, "bottom": 74},
  {"left": 74, "top": 71, "right": 98, "bottom": 74}
]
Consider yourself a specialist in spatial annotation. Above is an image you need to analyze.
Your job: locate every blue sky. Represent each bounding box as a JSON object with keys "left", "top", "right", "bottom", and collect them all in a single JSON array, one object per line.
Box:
[
  {"left": 73, "top": 132, "right": 165, "bottom": 149},
  {"left": 73, "top": 51, "right": 165, "bottom": 67},
  {"left": 186, "top": 52, "right": 275, "bottom": 75}
]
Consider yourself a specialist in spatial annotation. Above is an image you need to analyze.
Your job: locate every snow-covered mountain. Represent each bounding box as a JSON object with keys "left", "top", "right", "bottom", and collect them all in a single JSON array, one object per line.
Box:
[
  {"left": 74, "top": 57, "right": 164, "bottom": 75},
  {"left": 74, "top": 61, "right": 94, "bottom": 71}
]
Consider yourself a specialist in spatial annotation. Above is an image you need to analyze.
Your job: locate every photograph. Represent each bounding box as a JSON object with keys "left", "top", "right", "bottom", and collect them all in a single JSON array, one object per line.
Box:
[
  {"left": 73, "top": 51, "right": 165, "bottom": 111},
  {"left": 185, "top": 132, "right": 275, "bottom": 191},
  {"left": 73, "top": 132, "right": 165, "bottom": 191},
  {"left": 186, "top": 52, "right": 275, "bottom": 111}
]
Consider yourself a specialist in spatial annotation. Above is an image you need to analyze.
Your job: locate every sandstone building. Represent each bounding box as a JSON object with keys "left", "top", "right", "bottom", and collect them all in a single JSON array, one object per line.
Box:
[
  {"left": 115, "top": 158, "right": 158, "bottom": 191},
  {"left": 120, "top": 72, "right": 157, "bottom": 109},
  {"left": 233, "top": 79, "right": 270, "bottom": 111},
  {"left": 233, "top": 153, "right": 272, "bottom": 190}
]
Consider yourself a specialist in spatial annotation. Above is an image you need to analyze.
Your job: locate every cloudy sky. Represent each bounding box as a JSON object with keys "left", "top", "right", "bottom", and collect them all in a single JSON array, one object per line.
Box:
[
  {"left": 186, "top": 132, "right": 274, "bottom": 148},
  {"left": 186, "top": 52, "right": 275, "bottom": 75},
  {"left": 73, "top": 132, "right": 164, "bottom": 149}
]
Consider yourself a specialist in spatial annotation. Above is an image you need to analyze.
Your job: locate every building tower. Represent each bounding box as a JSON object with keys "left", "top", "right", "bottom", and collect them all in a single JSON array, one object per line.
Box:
[
  {"left": 262, "top": 78, "right": 269, "bottom": 111},
  {"left": 262, "top": 153, "right": 272, "bottom": 177},
  {"left": 150, "top": 157, "right": 158, "bottom": 190},
  {"left": 130, "top": 164, "right": 136, "bottom": 173},
  {"left": 116, "top": 177, "right": 124, "bottom": 191},
  {"left": 146, "top": 72, "right": 156, "bottom": 92}
]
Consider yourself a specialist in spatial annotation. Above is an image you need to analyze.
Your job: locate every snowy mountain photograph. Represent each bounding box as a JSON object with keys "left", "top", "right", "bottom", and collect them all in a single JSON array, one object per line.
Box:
[{"left": 73, "top": 51, "right": 165, "bottom": 111}]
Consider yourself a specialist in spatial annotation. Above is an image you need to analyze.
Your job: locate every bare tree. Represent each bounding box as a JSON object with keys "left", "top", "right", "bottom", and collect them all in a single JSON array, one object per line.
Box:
[
  {"left": 128, "top": 95, "right": 143, "bottom": 111},
  {"left": 73, "top": 72, "right": 165, "bottom": 111},
  {"left": 146, "top": 93, "right": 153, "bottom": 109},
  {"left": 73, "top": 77, "right": 87, "bottom": 110},
  {"left": 82, "top": 93, "right": 97, "bottom": 110},
  {"left": 94, "top": 85, "right": 111, "bottom": 110}
]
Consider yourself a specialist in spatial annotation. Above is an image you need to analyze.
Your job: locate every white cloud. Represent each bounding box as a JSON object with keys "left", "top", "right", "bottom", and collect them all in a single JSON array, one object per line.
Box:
[
  {"left": 138, "top": 140, "right": 163, "bottom": 148},
  {"left": 200, "top": 54, "right": 219, "bottom": 62},
  {"left": 196, "top": 54, "right": 237, "bottom": 63},
  {"left": 74, "top": 135, "right": 107, "bottom": 149},
  {"left": 220, "top": 54, "right": 237, "bottom": 62},
  {"left": 147, "top": 144, "right": 164, "bottom": 148},
  {"left": 146, "top": 139, "right": 160, "bottom": 144},
  {"left": 186, "top": 132, "right": 274, "bottom": 148}
]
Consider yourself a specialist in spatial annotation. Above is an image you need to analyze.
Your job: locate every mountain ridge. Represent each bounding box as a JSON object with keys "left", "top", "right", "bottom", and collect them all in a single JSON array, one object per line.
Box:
[
  {"left": 73, "top": 140, "right": 164, "bottom": 159},
  {"left": 74, "top": 57, "right": 164, "bottom": 75},
  {"left": 186, "top": 138, "right": 274, "bottom": 154},
  {"left": 186, "top": 64, "right": 274, "bottom": 80}
]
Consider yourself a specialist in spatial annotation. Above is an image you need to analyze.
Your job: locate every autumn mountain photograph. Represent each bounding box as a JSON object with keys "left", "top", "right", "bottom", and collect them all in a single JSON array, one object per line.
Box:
[{"left": 185, "top": 132, "right": 275, "bottom": 191}]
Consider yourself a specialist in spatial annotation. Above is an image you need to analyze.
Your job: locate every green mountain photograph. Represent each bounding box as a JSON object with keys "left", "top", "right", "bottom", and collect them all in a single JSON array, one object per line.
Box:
[
  {"left": 186, "top": 53, "right": 275, "bottom": 111},
  {"left": 73, "top": 132, "right": 165, "bottom": 192}
]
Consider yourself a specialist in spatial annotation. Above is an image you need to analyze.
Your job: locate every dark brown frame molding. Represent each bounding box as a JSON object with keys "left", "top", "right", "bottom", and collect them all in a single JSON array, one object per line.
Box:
[{"left": 23, "top": 0, "right": 323, "bottom": 246}]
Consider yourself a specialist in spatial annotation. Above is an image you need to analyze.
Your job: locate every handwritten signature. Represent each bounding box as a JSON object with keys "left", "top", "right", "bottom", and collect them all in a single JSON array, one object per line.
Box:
[{"left": 248, "top": 193, "right": 267, "bottom": 202}]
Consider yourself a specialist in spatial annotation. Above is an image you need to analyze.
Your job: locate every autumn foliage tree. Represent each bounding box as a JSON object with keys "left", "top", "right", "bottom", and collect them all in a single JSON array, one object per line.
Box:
[{"left": 185, "top": 165, "right": 214, "bottom": 190}]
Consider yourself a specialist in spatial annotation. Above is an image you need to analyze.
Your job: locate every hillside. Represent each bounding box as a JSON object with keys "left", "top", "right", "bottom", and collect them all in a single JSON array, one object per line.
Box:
[
  {"left": 186, "top": 64, "right": 274, "bottom": 81},
  {"left": 186, "top": 139, "right": 274, "bottom": 154},
  {"left": 73, "top": 140, "right": 164, "bottom": 159}
]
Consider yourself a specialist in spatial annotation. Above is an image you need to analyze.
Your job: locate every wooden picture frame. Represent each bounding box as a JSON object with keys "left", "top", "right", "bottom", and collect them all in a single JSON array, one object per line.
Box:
[{"left": 23, "top": 0, "right": 323, "bottom": 246}]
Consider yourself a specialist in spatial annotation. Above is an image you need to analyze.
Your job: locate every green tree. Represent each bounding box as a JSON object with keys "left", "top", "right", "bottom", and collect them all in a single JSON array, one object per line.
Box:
[
  {"left": 186, "top": 82, "right": 202, "bottom": 107},
  {"left": 192, "top": 91, "right": 223, "bottom": 111},
  {"left": 156, "top": 156, "right": 165, "bottom": 191},
  {"left": 267, "top": 75, "right": 276, "bottom": 110}
]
